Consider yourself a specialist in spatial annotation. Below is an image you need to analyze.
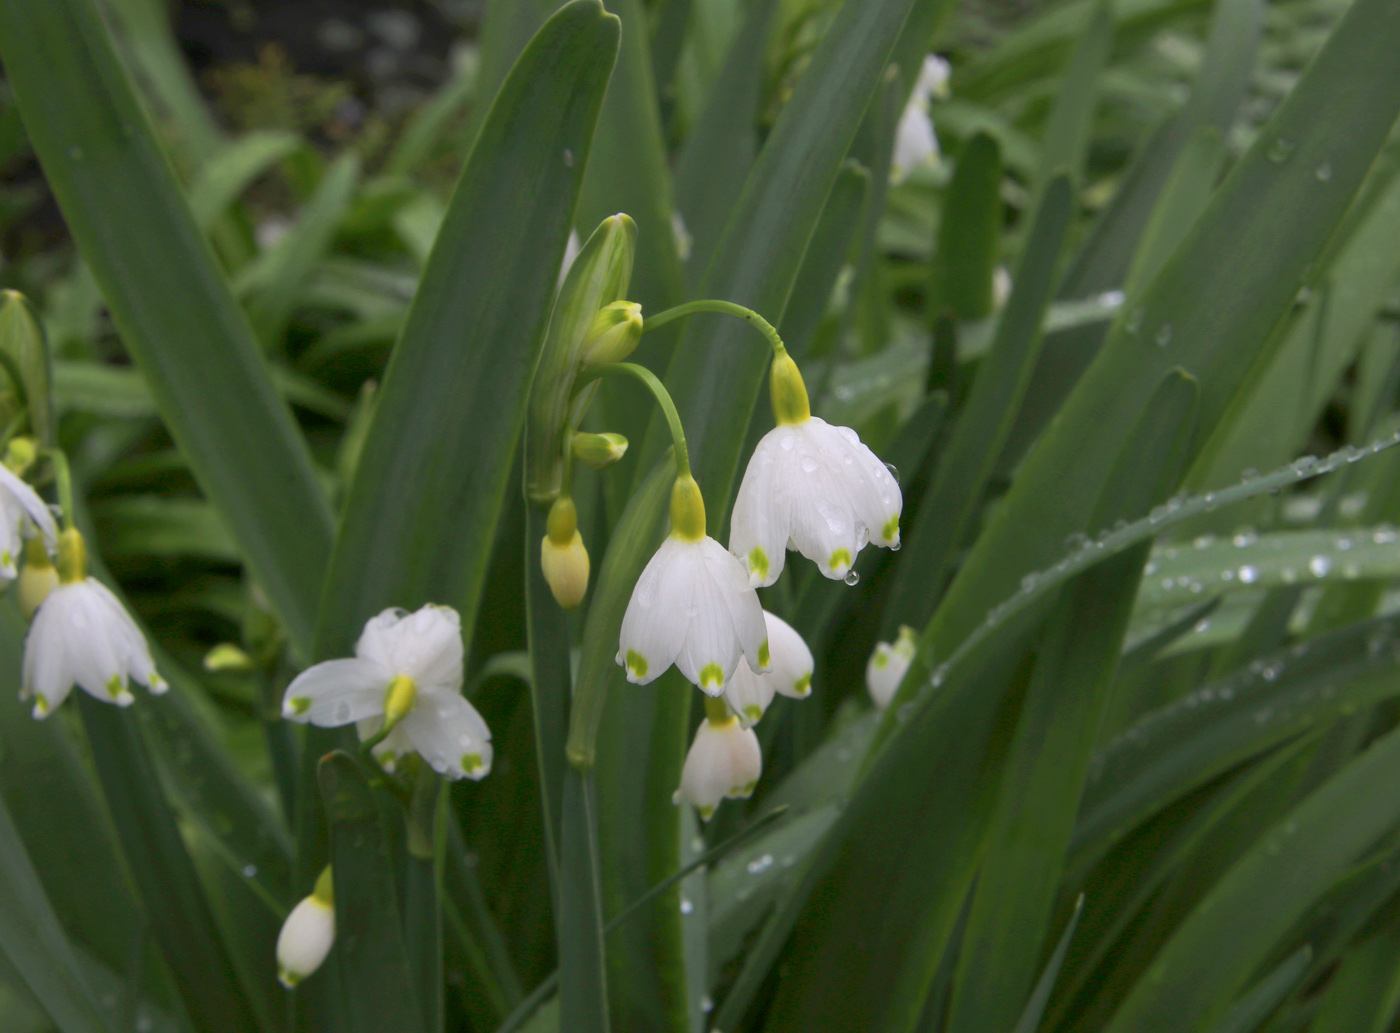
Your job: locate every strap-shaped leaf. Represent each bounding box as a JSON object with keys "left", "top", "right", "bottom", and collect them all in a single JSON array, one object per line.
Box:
[
  {"left": 0, "top": 0, "right": 335, "bottom": 658},
  {"left": 314, "top": 0, "right": 620, "bottom": 658}
]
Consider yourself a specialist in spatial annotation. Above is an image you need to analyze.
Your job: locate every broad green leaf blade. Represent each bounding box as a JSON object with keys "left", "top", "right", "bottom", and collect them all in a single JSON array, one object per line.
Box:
[
  {"left": 780, "top": 161, "right": 870, "bottom": 360},
  {"left": 1103, "top": 720, "right": 1400, "bottom": 1032},
  {"left": 945, "top": 370, "right": 1197, "bottom": 1033},
  {"left": 931, "top": 132, "right": 1002, "bottom": 321},
  {"left": 1310, "top": 919, "right": 1400, "bottom": 1033},
  {"left": 0, "top": 791, "right": 112, "bottom": 1033},
  {"left": 1011, "top": 895, "right": 1084, "bottom": 1033},
  {"left": 78, "top": 698, "right": 263, "bottom": 1033},
  {"left": 1205, "top": 945, "right": 1311, "bottom": 1033},
  {"left": 187, "top": 130, "right": 303, "bottom": 230},
  {"left": 558, "top": 770, "right": 610, "bottom": 1033},
  {"left": 0, "top": 0, "right": 335, "bottom": 659},
  {"left": 1072, "top": 613, "right": 1400, "bottom": 876},
  {"left": 885, "top": 173, "right": 1073, "bottom": 633},
  {"left": 1035, "top": 0, "right": 1112, "bottom": 194},
  {"left": 318, "top": 752, "right": 421, "bottom": 1033},
  {"left": 315, "top": 0, "right": 620, "bottom": 658}
]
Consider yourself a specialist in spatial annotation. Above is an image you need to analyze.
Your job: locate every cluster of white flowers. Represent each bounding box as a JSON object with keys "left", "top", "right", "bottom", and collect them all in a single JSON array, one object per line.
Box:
[
  {"left": 614, "top": 344, "right": 901, "bottom": 818},
  {"left": 891, "top": 54, "right": 952, "bottom": 185}
]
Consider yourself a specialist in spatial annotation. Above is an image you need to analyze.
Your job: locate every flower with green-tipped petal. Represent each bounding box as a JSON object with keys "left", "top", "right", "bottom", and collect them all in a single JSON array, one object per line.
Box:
[
  {"left": 277, "top": 867, "right": 334, "bottom": 988},
  {"left": 673, "top": 710, "right": 762, "bottom": 820},
  {"left": 723, "top": 610, "right": 814, "bottom": 727},
  {"left": 866, "top": 625, "right": 919, "bottom": 709},
  {"left": 281, "top": 604, "right": 492, "bottom": 781}
]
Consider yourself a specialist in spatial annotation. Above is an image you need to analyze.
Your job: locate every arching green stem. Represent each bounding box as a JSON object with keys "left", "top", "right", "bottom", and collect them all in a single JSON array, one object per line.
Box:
[
  {"left": 576, "top": 362, "right": 691, "bottom": 477},
  {"left": 42, "top": 448, "right": 75, "bottom": 531},
  {"left": 642, "top": 299, "right": 788, "bottom": 358}
]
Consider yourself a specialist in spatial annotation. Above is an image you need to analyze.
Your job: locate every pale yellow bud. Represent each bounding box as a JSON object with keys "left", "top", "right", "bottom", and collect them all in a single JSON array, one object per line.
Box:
[
  {"left": 581, "top": 301, "right": 643, "bottom": 365},
  {"left": 541, "top": 531, "right": 590, "bottom": 609},
  {"left": 17, "top": 537, "right": 56, "bottom": 620}
]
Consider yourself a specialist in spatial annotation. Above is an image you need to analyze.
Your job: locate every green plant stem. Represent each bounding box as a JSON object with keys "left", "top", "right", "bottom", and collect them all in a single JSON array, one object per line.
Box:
[
  {"left": 578, "top": 362, "right": 691, "bottom": 477},
  {"left": 43, "top": 449, "right": 75, "bottom": 531},
  {"left": 643, "top": 299, "right": 788, "bottom": 357}
]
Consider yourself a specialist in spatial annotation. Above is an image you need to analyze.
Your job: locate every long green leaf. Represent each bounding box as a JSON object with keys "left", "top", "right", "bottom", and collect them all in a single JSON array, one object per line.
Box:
[
  {"left": 0, "top": 0, "right": 335, "bottom": 659},
  {"left": 318, "top": 752, "right": 421, "bottom": 1032},
  {"left": 1103, "top": 719, "right": 1400, "bottom": 1031},
  {"left": 79, "top": 698, "right": 263, "bottom": 1033},
  {"left": 314, "top": 0, "right": 619, "bottom": 658}
]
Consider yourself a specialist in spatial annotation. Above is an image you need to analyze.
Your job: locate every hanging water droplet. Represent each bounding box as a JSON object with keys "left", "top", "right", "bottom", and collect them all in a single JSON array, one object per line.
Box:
[
  {"left": 890, "top": 540, "right": 902, "bottom": 552},
  {"left": 1267, "top": 137, "right": 1295, "bottom": 163},
  {"left": 844, "top": 570, "right": 860, "bottom": 586},
  {"left": 884, "top": 462, "right": 899, "bottom": 482},
  {"left": 1315, "top": 161, "right": 1332, "bottom": 182},
  {"left": 1155, "top": 324, "right": 1173, "bottom": 347},
  {"left": 1308, "top": 554, "right": 1332, "bottom": 578}
]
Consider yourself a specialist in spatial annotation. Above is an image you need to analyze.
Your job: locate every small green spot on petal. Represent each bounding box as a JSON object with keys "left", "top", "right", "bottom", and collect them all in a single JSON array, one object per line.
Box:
[
  {"left": 743, "top": 704, "right": 764, "bottom": 722},
  {"left": 700, "top": 662, "right": 725, "bottom": 689},
  {"left": 279, "top": 967, "right": 302, "bottom": 988},
  {"left": 830, "top": 548, "right": 852, "bottom": 572},
  {"left": 882, "top": 514, "right": 900, "bottom": 542},
  {"left": 626, "top": 649, "right": 648, "bottom": 679},
  {"left": 697, "top": 804, "right": 715, "bottom": 821},
  {"left": 33, "top": 696, "right": 48, "bottom": 717},
  {"left": 758, "top": 640, "right": 770, "bottom": 668},
  {"left": 1, "top": 551, "right": 10, "bottom": 569},
  {"left": 461, "top": 752, "right": 485, "bottom": 776},
  {"left": 792, "top": 672, "right": 811, "bottom": 696},
  {"left": 106, "top": 674, "right": 125, "bottom": 700},
  {"left": 734, "top": 780, "right": 757, "bottom": 799},
  {"left": 749, "top": 547, "right": 769, "bottom": 580},
  {"left": 873, "top": 652, "right": 889, "bottom": 669},
  {"left": 288, "top": 696, "right": 311, "bottom": 715}
]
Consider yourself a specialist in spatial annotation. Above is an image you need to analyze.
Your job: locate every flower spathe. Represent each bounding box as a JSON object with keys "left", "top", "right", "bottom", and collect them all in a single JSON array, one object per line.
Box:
[
  {"left": 730, "top": 354, "right": 902, "bottom": 586},
  {"left": 23, "top": 529, "right": 165, "bottom": 718},
  {"left": 866, "top": 625, "right": 919, "bottom": 710},
  {"left": 277, "top": 868, "right": 334, "bottom": 988},
  {"left": 673, "top": 714, "right": 762, "bottom": 820},
  {"left": 724, "top": 610, "right": 814, "bottom": 727},
  {"left": 618, "top": 475, "right": 767, "bottom": 694},
  {"left": 0, "top": 461, "right": 57, "bottom": 580},
  {"left": 281, "top": 604, "right": 492, "bottom": 781}
]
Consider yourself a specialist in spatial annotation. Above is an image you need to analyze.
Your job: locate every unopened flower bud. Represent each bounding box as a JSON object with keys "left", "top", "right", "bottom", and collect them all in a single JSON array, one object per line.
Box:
[
  {"left": 581, "top": 301, "right": 643, "bottom": 364},
  {"left": 542, "top": 496, "right": 589, "bottom": 609},
  {"left": 866, "top": 626, "right": 918, "bottom": 709},
  {"left": 278, "top": 868, "right": 335, "bottom": 988},
  {"left": 204, "top": 642, "right": 255, "bottom": 672},
  {"left": 4, "top": 437, "right": 36, "bottom": 476},
  {"left": 572, "top": 432, "right": 628, "bottom": 469},
  {"left": 17, "top": 536, "right": 56, "bottom": 620}
]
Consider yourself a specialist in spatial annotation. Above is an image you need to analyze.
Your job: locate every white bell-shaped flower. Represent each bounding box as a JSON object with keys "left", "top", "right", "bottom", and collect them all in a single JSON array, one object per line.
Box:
[
  {"left": 866, "top": 625, "right": 919, "bottom": 709},
  {"left": 619, "top": 474, "right": 767, "bottom": 694},
  {"left": 673, "top": 713, "right": 762, "bottom": 820},
  {"left": 23, "top": 529, "right": 165, "bottom": 718},
  {"left": 890, "top": 55, "right": 951, "bottom": 184},
  {"left": 724, "top": 610, "right": 814, "bottom": 727},
  {"left": 0, "top": 462, "right": 57, "bottom": 580},
  {"left": 282, "top": 604, "right": 492, "bottom": 781},
  {"left": 277, "top": 868, "right": 335, "bottom": 988},
  {"left": 730, "top": 352, "right": 902, "bottom": 587}
]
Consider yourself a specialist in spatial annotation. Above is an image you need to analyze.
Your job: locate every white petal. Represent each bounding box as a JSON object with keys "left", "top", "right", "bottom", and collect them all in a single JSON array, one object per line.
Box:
[
  {"left": 283, "top": 658, "right": 387, "bottom": 725},
  {"left": 891, "top": 103, "right": 937, "bottom": 183},
  {"left": 401, "top": 691, "right": 493, "bottom": 781},
  {"left": 729, "top": 429, "right": 793, "bottom": 587},
  {"left": 783, "top": 428, "right": 862, "bottom": 579},
  {"left": 85, "top": 580, "right": 163, "bottom": 692},
  {"left": 725, "top": 724, "right": 763, "bottom": 798},
  {"left": 674, "top": 720, "right": 741, "bottom": 819},
  {"left": 356, "top": 717, "right": 415, "bottom": 773},
  {"left": 866, "top": 643, "right": 911, "bottom": 709},
  {"left": 355, "top": 605, "right": 463, "bottom": 690},
  {"left": 0, "top": 464, "right": 57, "bottom": 549},
  {"left": 723, "top": 662, "right": 775, "bottom": 727},
  {"left": 763, "top": 611, "right": 814, "bottom": 699},
  {"left": 675, "top": 542, "right": 749, "bottom": 693},
  {"left": 704, "top": 538, "right": 768, "bottom": 674},
  {"left": 22, "top": 600, "right": 75, "bottom": 717},
  {"left": 618, "top": 538, "right": 692, "bottom": 684},
  {"left": 818, "top": 420, "right": 903, "bottom": 548},
  {"left": 277, "top": 895, "right": 335, "bottom": 987}
]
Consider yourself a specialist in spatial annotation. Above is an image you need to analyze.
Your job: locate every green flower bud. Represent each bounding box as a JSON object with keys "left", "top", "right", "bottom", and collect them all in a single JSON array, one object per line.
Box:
[
  {"left": 580, "top": 301, "right": 643, "bottom": 364},
  {"left": 203, "top": 642, "right": 255, "bottom": 672},
  {"left": 572, "top": 431, "right": 628, "bottom": 469}
]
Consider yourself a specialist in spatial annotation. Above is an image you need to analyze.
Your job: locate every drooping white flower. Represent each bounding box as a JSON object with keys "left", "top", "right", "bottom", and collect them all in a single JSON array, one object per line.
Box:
[
  {"left": 281, "top": 604, "right": 492, "bottom": 781},
  {"left": 673, "top": 714, "right": 762, "bottom": 820},
  {"left": 729, "top": 391, "right": 903, "bottom": 586},
  {"left": 619, "top": 473, "right": 767, "bottom": 694},
  {"left": 724, "top": 610, "right": 814, "bottom": 727},
  {"left": 23, "top": 529, "right": 165, "bottom": 718},
  {"left": 0, "top": 462, "right": 56, "bottom": 580},
  {"left": 277, "top": 868, "right": 334, "bottom": 988},
  {"left": 866, "top": 625, "right": 919, "bottom": 709},
  {"left": 890, "top": 55, "right": 952, "bottom": 185}
]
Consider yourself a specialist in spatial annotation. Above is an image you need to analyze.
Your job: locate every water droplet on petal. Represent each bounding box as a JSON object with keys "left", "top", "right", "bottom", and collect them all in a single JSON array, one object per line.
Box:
[
  {"left": 801, "top": 455, "right": 819, "bottom": 473},
  {"left": 780, "top": 434, "right": 795, "bottom": 451}
]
